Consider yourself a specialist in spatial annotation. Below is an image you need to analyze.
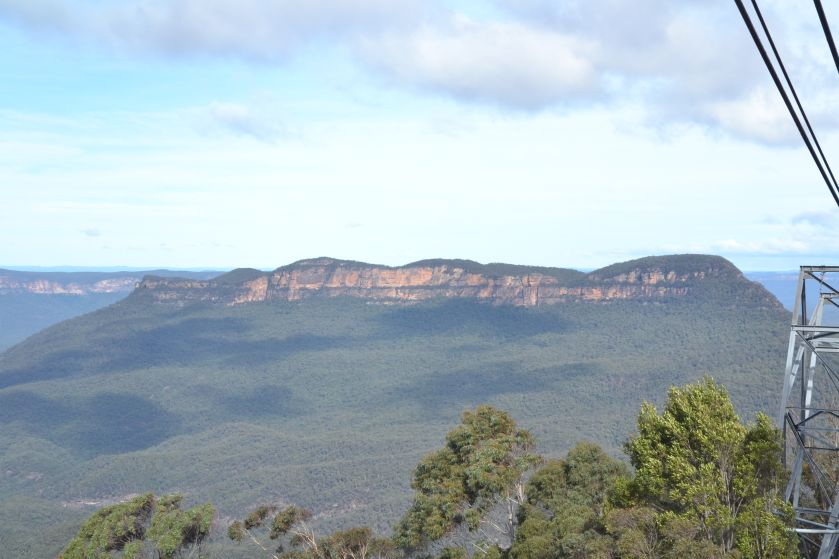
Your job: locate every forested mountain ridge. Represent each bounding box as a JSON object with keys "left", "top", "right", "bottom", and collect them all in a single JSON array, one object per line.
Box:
[
  {"left": 0, "top": 268, "right": 220, "bottom": 295},
  {"left": 0, "top": 254, "right": 791, "bottom": 557},
  {"left": 134, "top": 254, "right": 782, "bottom": 308},
  {"left": 0, "top": 269, "right": 223, "bottom": 352},
  {"left": 63, "top": 383, "right": 799, "bottom": 559}
]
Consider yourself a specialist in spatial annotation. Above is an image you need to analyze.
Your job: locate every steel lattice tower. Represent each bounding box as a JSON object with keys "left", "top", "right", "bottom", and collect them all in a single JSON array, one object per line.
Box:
[{"left": 781, "top": 266, "right": 839, "bottom": 558}]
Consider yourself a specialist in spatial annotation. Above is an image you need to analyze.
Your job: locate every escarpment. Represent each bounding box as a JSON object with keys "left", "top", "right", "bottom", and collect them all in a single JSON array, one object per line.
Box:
[
  {"left": 133, "top": 255, "right": 783, "bottom": 309},
  {"left": 0, "top": 269, "right": 220, "bottom": 296},
  {"left": 0, "top": 274, "right": 139, "bottom": 295}
]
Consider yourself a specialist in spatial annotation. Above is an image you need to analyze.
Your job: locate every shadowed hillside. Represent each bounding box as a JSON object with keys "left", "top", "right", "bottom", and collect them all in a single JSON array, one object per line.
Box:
[
  {"left": 133, "top": 254, "right": 782, "bottom": 308},
  {"left": 0, "top": 255, "right": 790, "bottom": 558},
  {"left": 0, "top": 269, "right": 223, "bottom": 351}
]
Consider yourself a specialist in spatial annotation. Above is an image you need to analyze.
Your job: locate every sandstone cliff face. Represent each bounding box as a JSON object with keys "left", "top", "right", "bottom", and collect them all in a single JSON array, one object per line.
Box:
[
  {"left": 0, "top": 270, "right": 220, "bottom": 296},
  {"left": 0, "top": 276, "right": 139, "bottom": 295},
  {"left": 134, "top": 256, "right": 780, "bottom": 309}
]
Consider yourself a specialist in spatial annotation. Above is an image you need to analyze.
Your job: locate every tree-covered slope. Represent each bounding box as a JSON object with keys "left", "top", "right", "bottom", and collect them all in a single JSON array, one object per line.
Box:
[
  {"left": 0, "top": 269, "right": 223, "bottom": 352},
  {"left": 745, "top": 271, "right": 799, "bottom": 310},
  {"left": 0, "top": 255, "right": 790, "bottom": 558},
  {"left": 0, "top": 293, "right": 127, "bottom": 353}
]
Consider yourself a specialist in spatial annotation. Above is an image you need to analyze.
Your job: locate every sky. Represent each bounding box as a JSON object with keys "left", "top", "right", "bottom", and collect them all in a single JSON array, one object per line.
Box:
[{"left": 2, "top": 0, "right": 839, "bottom": 271}]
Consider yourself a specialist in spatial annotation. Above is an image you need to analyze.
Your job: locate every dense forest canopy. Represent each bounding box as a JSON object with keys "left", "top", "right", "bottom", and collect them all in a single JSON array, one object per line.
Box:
[
  {"left": 60, "top": 378, "right": 799, "bottom": 558},
  {"left": 0, "top": 256, "right": 792, "bottom": 557}
]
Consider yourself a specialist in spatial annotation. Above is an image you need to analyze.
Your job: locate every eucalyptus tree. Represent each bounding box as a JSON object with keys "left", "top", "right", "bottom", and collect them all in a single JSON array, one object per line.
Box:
[
  {"left": 393, "top": 405, "right": 541, "bottom": 556},
  {"left": 59, "top": 493, "right": 215, "bottom": 559},
  {"left": 228, "top": 504, "right": 397, "bottom": 559},
  {"left": 623, "top": 377, "right": 797, "bottom": 558},
  {"left": 509, "top": 441, "right": 628, "bottom": 559}
]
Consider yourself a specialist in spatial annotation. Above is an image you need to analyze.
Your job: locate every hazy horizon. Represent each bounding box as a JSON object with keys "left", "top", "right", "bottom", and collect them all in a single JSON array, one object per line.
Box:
[{"left": 0, "top": 259, "right": 805, "bottom": 274}]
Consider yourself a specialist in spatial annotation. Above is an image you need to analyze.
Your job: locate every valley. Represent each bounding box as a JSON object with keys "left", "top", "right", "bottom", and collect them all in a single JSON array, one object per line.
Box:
[{"left": 0, "top": 255, "right": 791, "bottom": 557}]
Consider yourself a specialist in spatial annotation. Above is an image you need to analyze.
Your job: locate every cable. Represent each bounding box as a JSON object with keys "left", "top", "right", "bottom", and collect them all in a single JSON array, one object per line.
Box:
[
  {"left": 750, "top": 0, "right": 839, "bottom": 205},
  {"left": 736, "top": 0, "right": 839, "bottom": 206},
  {"left": 734, "top": 0, "right": 839, "bottom": 208},
  {"left": 814, "top": 0, "right": 839, "bottom": 78}
]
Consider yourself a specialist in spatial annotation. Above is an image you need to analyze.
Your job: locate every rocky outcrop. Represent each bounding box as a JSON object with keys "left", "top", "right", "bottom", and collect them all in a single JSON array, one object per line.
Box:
[
  {"left": 133, "top": 255, "right": 782, "bottom": 309},
  {"left": 0, "top": 270, "right": 220, "bottom": 296},
  {"left": 0, "top": 275, "right": 139, "bottom": 295}
]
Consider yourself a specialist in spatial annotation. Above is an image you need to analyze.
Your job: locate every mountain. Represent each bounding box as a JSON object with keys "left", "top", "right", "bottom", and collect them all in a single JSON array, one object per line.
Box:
[
  {"left": 744, "top": 271, "right": 800, "bottom": 310},
  {"left": 0, "top": 255, "right": 789, "bottom": 558},
  {"left": 0, "top": 268, "right": 223, "bottom": 352},
  {"left": 134, "top": 254, "right": 778, "bottom": 308}
]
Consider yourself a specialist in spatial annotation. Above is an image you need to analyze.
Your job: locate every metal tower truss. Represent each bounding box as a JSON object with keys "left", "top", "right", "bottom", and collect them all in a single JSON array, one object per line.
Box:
[{"left": 781, "top": 266, "right": 839, "bottom": 558}]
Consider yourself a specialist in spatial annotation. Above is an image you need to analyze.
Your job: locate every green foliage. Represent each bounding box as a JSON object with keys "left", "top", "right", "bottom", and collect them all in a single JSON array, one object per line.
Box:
[
  {"left": 509, "top": 442, "right": 628, "bottom": 559},
  {"left": 404, "top": 259, "right": 585, "bottom": 283},
  {"left": 246, "top": 505, "right": 279, "bottom": 530},
  {"left": 229, "top": 504, "right": 313, "bottom": 557},
  {"left": 0, "top": 292, "right": 126, "bottom": 352},
  {"left": 59, "top": 493, "right": 155, "bottom": 559},
  {"left": 0, "top": 269, "right": 220, "bottom": 352},
  {"left": 322, "top": 526, "right": 399, "bottom": 559},
  {"left": 228, "top": 521, "right": 245, "bottom": 542},
  {"left": 271, "top": 505, "right": 312, "bottom": 540},
  {"left": 437, "top": 546, "right": 467, "bottom": 559},
  {"left": 0, "top": 269, "right": 790, "bottom": 558},
  {"left": 58, "top": 493, "right": 214, "bottom": 559},
  {"left": 147, "top": 498, "right": 215, "bottom": 559},
  {"left": 56, "top": 378, "right": 799, "bottom": 559},
  {"left": 735, "top": 498, "right": 797, "bottom": 559},
  {"left": 624, "top": 377, "right": 797, "bottom": 557},
  {"left": 590, "top": 254, "right": 740, "bottom": 281},
  {"left": 230, "top": 503, "right": 397, "bottom": 559},
  {"left": 393, "top": 405, "right": 540, "bottom": 551},
  {"left": 510, "top": 380, "right": 797, "bottom": 559},
  {"left": 604, "top": 506, "right": 659, "bottom": 558}
]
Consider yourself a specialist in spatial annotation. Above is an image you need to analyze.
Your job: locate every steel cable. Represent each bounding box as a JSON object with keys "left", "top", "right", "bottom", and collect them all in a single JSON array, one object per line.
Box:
[{"left": 734, "top": 0, "right": 839, "bottom": 207}]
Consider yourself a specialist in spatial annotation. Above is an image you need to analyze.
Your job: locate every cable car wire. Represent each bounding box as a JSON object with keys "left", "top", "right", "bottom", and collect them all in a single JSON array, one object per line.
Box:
[
  {"left": 750, "top": 0, "right": 839, "bottom": 206},
  {"left": 813, "top": 0, "right": 839, "bottom": 78},
  {"left": 734, "top": 0, "right": 839, "bottom": 207}
]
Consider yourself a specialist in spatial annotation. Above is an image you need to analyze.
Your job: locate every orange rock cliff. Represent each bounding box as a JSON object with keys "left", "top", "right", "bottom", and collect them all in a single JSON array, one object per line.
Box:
[
  {"left": 134, "top": 255, "right": 782, "bottom": 309},
  {"left": 0, "top": 275, "right": 138, "bottom": 295}
]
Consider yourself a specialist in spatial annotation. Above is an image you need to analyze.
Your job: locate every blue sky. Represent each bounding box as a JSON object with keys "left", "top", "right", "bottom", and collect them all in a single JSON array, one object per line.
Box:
[{"left": 2, "top": 0, "right": 839, "bottom": 271}]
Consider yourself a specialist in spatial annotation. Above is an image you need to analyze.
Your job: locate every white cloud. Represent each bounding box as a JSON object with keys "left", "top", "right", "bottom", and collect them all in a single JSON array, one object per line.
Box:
[
  {"left": 706, "top": 87, "right": 798, "bottom": 145},
  {"left": 487, "top": 0, "right": 802, "bottom": 142},
  {"left": 362, "top": 0, "right": 839, "bottom": 144},
  {"left": 361, "top": 17, "right": 598, "bottom": 108},
  {"left": 704, "top": 209, "right": 839, "bottom": 258},
  {"left": 1, "top": 102, "right": 834, "bottom": 269},
  {"left": 201, "top": 103, "right": 289, "bottom": 143},
  {"left": 0, "top": 0, "right": 423, "bottom": 61},
  {"left": 714, "top": 238, "right": 810, "bottom": 255},
  {"left": 355, "top": 0, "right": 831, "bottom": 144},
  {"left": 790, "top": 210, "right": 839, "bottom": 228},
  {"left": 1, "top": 0, "right": 836, "bottom": 144}
]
